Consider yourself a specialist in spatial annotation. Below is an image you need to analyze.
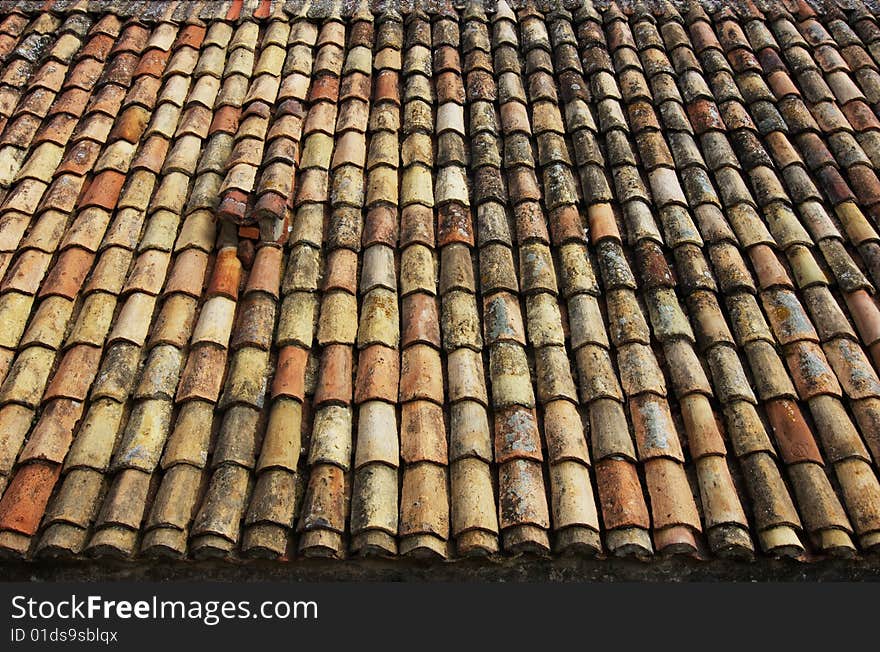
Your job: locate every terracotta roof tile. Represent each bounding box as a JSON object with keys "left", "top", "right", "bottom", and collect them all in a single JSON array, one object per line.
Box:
[
  {"left": 0, "top": 463, "right": 61, "bottom": 536},
  {"left": 1, "top": 0, "right": 880, "bottom": 563}
]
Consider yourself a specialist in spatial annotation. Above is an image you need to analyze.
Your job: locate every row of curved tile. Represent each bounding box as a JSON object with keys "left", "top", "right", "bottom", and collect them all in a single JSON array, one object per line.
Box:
[{"left": 0, "top": 0, "right": 879, "bottom": 561}]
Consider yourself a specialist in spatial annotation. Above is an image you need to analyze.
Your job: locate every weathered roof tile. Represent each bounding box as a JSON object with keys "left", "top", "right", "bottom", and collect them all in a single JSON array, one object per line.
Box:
[{"left": 0, "top": 1, "right": 879, "bottom": 564}]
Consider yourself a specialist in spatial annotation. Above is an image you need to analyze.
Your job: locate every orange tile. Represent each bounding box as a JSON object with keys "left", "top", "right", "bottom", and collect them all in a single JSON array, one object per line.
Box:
[
  {"left": 314, "top": 344, "right": 353, "bottom": 406},
  {"left": 271, "top": 345, "right": 309, "bottom": 402},
  {"left": 0, "top": 462, "right": 61, "bottom": 536},
  {"left": 354, "top": 344, "right": 399, "bottom": 405}
]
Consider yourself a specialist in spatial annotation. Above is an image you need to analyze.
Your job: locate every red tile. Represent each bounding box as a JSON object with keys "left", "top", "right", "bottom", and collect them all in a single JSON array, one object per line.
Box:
[
  {"left": 209, "top": 105, "right": 240, "bottom": 135},
  {"left": 314, "top": 344, "right": 353, "bottom": 406},
  {"left": 400, "top": 400, "right": 446, "bottom": 464},
  {"left": 56, "top": 140, "right": 101, "bottom": 176},
  {"left": 1, "top": 250, "right": 50, "bottom": 295},
  {"left": 0, "top": 462, "right": 61, "bottom": 536},
  {"left": 494, "top": 406, "right": 542, "bottom": 464},
  {"left": 363, "top": 205, "right": 398, "bottom": 248},
  {"left": 433, "top": 45, "right": 461, "bottom": 74},
  {"left": 341, "top": 72, "right": 371, "bottom": 103},
  {"left": 786, "top": 341, "right": 841, "bottom": 399},
  {"left": 134, "top": 47, "right": 171, "bottom": 78},
  {"left": 548, "top": 204, "right": 584, "bottom": 245},
  {"left": 38, "top": 247, "right": 94, "bottom": 299},
  {"left": 0, "top": 114, "right": 40, "bottom": 146},
  {"left": 254, "top": 0, "right": 272, "bottom": 19},
  {"left": 512, "top": 202, "right": 549, "bottom": 244},
  {"left": 400, "top": 344, "right": 443, "bottom": 404},
  {"left": 164, "top": 248, "right": 208, "bottom": 298},
  {"left": 271, "top": 345, "right": 308, "bottom": 401},
  {"left": 245, "top": 245, "right": 282, "bottom": 298},
  {"left": 798, "top": 132, "right": 836, "bottom": 170},
  {"left": 90, "top": 15, "right": 123, "bottom": 37},
  {"left": 174, "top": 24, "right": 206, "bottom": 50},
  {"left": 686, "top": 98, "right": 725, "bottom": 134},
  {"left": 842, "top": 100, "right": 880, "bottom": 133},
  {"left": 749, "top": 244, "right": 792, "bottom": 289},
  {"left": 756, "top": 47, "right": 785, "bottom": 73},
  {"left": 689, "top": 21, "right": 721, "bottom": 53},
  {"left": 88, "top": 82, "right": 128, "bottom": 115},
  {"left": 849, "top": 165, "right": 880, "bottom": 207},
  {"left": 635, "top": 240, "right": 674, "bottom": 289},
  {"left": 437, "top": 203, "right": 474, "bottom": 247},
  {"left": 767, "top": 71, "right": 800, "bottom": 99},
  {"left": 102, "top": 52, "right": 139, "bottom": 88},
  {"left": 594, "top": 457, "right": 650, "bottom": 529},
  {"left": 38, "top": 174, "right": 86, "bottom": 214},
  {"left": 354, "top": 344, "right": 399, "bottom": 404},
  {"left": 323, "top": 248, "right": 358, "bottom": 294},
  {"left": 217, "top": 189, "right": 250, "bottom": 225},
  {"left": 587, "top": 203, "right": 621, "bottom": 243},
  {"left": 846, "top": 290, "right": 880, "bottom": 345},
  {"left": 176, "top": 344, "right": 228, "bottom": 403},
  {"left": 401, "top": 293, "right": 440, "bottom": 348},
  {"left": 130, "top": 135, "right": 170, "bottom": 174},
  {"left": 207, "top": 248, "right": 243, "bottom": 300},
  {"left": 23, "top": 398, "right": 82, "bottom": 465},
  {"left": 51, "top": 87, "right": 90, "bottom": 117},
  {"left": 400, "top": 205, "right": 435, "bottom": 247},
  {"left": 34, "top": 113, "right": 77, "bottom": 146},
  {"left": 815, "top": 165, "right": 855, "bottom": 205},
  {"left": 765, "top": 398, "right": 823, "bottom": 464},
  {"left": 225, "top": 0, "right": 243, "bottom": 20},
  {"left": 436, "top": 71, "right": 465, "bottom": 105},
  {"left": 108, "top": 105, "right": 149, "bottom": 143},
  {"left": 254, "top": 191, "right": 287, "bottom": 222},
  {"left": 236, "top": 238, "right": 255, "bottom": 270},
  {"left": 43, "top": 345, "right": 101, "bottom": 402},
  {"left": 80, "top": 170, "right": 126, "bottom": 210},
  {"left": 308, "top": 75, "right": 340, "bottom": 104}
]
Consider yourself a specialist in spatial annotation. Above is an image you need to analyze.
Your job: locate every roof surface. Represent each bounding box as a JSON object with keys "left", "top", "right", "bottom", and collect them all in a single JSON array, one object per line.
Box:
[{"left": 1, "top": 0, "right": 880, "bottom": 566}]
